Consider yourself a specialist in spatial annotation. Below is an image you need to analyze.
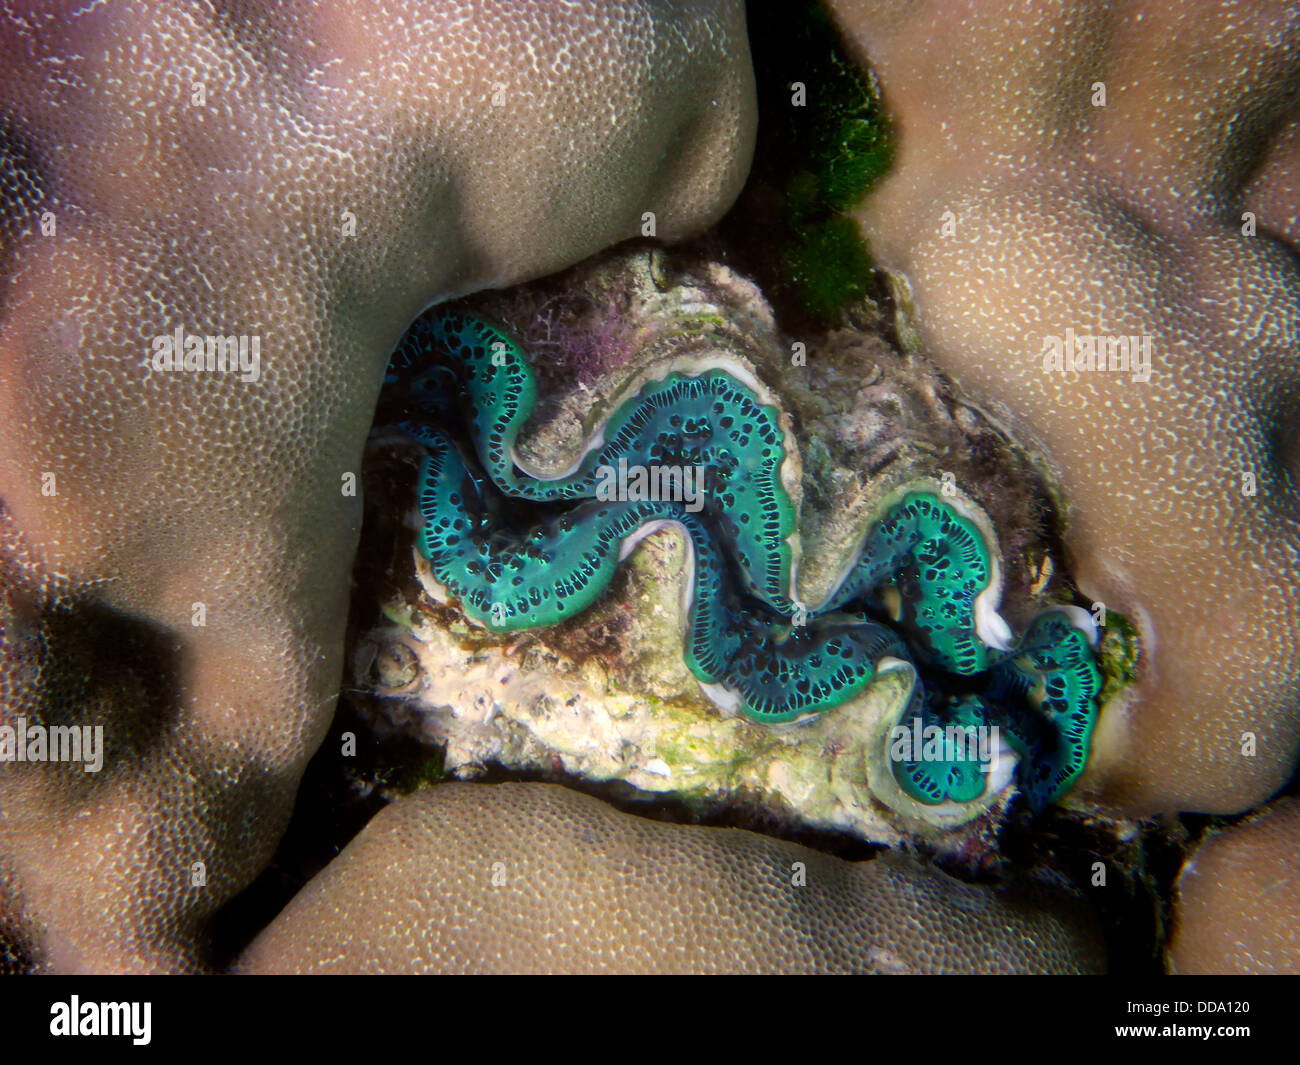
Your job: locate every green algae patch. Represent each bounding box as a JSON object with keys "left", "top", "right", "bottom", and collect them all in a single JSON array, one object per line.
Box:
[
  {"left": 726, "top": 0, "right": 894, "bottom": 325},
  {"left": 387, "top": 749, "right": 449, "bottom": 794},
  {"left": 1097, "top": 609, "right": 1141, "bottom": 702},
  {"left": 783, "top": 216, "right": 877, "bottom": 324}
]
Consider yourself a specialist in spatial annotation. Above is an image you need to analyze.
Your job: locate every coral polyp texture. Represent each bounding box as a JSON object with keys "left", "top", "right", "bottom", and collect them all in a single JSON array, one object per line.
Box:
[
  {"left": 828, "top": 0, "right": 1300, "bottom": 814},
  {"left": 0, "top": 0, "right": 754, "bottom": 973},
  {"left": 236, "top": 783, "right": 1106, "bottom": 974},
  {"left": 1169, "top": 798, "right": 1300, "bottom": 973},
  {"left": 386, "top": 310, "right": 1101, "bottom": 811}
]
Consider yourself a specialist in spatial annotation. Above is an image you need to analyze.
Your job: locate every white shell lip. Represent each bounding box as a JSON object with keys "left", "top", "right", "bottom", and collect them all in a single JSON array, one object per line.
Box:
[
  {"left": 975, "top": 592, "right": 1014, "bottom": 651},
  {"left": 1044, "top": 603, "right": 1101, "bottom": 647}
]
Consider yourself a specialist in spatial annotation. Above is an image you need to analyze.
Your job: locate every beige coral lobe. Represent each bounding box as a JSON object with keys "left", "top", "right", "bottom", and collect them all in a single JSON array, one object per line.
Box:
[
  {"left": 236, "top": 782, "right": 1105, "bottom": 975},
  {"left": 1170, "top": 797, "right": 1300, "bottom": 973},
  {"left": 0, "top": 0, "right": 753, "bottom": 972},
  {"left": 829, "top": 0, "right": 1300, "bottom": 815}
]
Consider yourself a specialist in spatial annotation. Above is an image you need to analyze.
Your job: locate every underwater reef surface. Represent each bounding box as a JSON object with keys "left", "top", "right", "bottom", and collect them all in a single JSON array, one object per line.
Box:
[{"left": 1, "top": 0, "right": 1297, "bottom": 976}]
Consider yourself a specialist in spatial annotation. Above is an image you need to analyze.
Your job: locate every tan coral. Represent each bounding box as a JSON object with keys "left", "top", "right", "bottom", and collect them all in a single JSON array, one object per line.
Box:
[
  {"left": 236, "top": 782, "right": 1106, "bottom": 974},
  {"left": 829, "top": 0, "right": 1300, "bottom": 814},
  {"left": 0, "top": 0, "right": 754, "bottom": 972},
  {"left": 1169, "top": 797, "right": 1300, "bottom": 974}
]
